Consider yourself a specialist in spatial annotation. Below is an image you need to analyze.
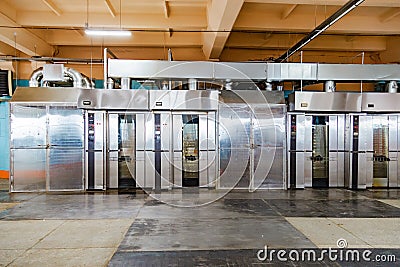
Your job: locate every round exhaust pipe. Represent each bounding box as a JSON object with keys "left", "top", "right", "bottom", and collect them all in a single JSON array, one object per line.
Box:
[
  {"left": 324, "top": 80, "right": 336, "bottom": 92},
  {"left": 387, "top": 81, "right": 398, "bottom": 93},
  {"left": 29, "top": 66, "right": 93, "bottom": 88}
]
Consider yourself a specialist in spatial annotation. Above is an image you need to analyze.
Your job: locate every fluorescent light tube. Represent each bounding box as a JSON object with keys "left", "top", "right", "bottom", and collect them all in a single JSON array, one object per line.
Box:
[{"left": 85, "top": 29, "right": 132, "bottom": 36}]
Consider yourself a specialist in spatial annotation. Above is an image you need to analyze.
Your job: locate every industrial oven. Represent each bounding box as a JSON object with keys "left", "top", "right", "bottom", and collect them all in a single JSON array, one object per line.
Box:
[
  {"left": 77, "top": 89, "right": 219, "bottom": 191},
  {"left": 347, "top": 92, "right": 400, "bottom": 189},
  {"left": 287, "top": 91, "right": 361, "bottom": 189},
  {"left": 9, "top": 88, "right": 84, "bottom": 192}
]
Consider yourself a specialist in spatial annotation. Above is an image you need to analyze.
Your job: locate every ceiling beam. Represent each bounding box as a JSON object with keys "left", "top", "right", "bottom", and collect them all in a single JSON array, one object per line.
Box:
[
  {"left": 164, "top": 1, "right": 170, "bottom": 18},
  {"left": 0, "top": 42, "right": 16, "bottom": 56},
  {"left": 281, "top": 4, "right": 297, "bottom": 20},
  {"left": 17, "top": 11, "right": 206, "bottom": 29},
  {"left": 380, "top": 8, "right": 400, "bottom": 23},
  {"left": 104, "top": 0, "right": 117, "bottom": 18},
  {"left": 234, "top": 5, "right": 400, "bottom": 34},
  {"left": 226, "top": 33, "right": 387, "bottom": 51},
  {"left": 42, "top": 0, "right": 62, "bottom": 16},
  {"left": 0, "top": 12, "right": 53, "bottom": 56},
  {"left": 46, "top": 31, "right": 201, "bottom": 46},
  {"left": 202, "top": 0, "right": 244, "bottom": 60}
]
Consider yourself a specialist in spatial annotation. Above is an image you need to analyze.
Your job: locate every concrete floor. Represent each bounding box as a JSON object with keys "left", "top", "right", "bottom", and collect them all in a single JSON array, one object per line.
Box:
[{"left": 0, "top": 187, "right": 399, "bottom": 266}]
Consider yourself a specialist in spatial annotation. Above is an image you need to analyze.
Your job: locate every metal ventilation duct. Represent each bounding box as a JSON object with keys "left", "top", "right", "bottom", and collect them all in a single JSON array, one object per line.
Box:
[
  {"left": 29, "top": 67, "right": 94, "bottom": 88},
  {"left": 276, "top": 0, "right": 365, "bottom": 62}
]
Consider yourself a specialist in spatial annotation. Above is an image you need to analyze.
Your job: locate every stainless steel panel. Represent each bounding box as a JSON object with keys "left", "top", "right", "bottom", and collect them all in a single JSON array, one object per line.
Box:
[
  {"left": 254, "top": 147, "right": 274, "bottom": 189},
  {"left": 398, "top": 117, "right": 400, "bottom": 152},
  {"left": 172, "top": 115, "right": 183, "bottom": 151},
  {"left": 304, "top": 116, "right": 312, "bottom": 151},
  {"left": 219, "top": 148, "right": 250, "bottom": 189},
  {"left": 219, "top": 104, "right": 251, "bottom": 149},
  {"left": 317, "top": 64, "right": 400, "bottom": 81},
  {"left": 145, "top": 151, "right": 155, "bottom": 188},
  {"left": 11, "top": 87, "right": 81, "bottom": 104},
  {"left": 78, "top": 89, "right": 149, "bottom": 110},
  {"left": 145, "top": 113, "right": 154, "bottom": 150},
  {"left": 11, "top": 105, "right": 47, "bottom": 148},
  {"left": 397, "top": 152, "right": 400, "bottom": 188},
  {"left": 389, "top": 115, "right": 398, "bottom": 151},
  {"left": 329, "top": 116, "right": 338, "bottom": 150},
  {"left": 214, "top": 62, "right": 267, "bottom": 80},
  {"left": 108, "top": 59, "right": 214, "bottom": 79},
  {"left": 388, "top": 151, "right": 398, "bottom": 187},
  {"left": 172, "top": 151, "right": 182, "bottom": 187},
  {"left": 295, "top": 114, "right": 305, "bottom": 151},
  {"left": 136, "top": 151, "right": 145, "bottom": 188},
  {"left": 338, "top": 115, "right": 345, "bottom": 151},
  {"left": 170, "top": 90, "right": 219, "bottom": 111},
  {"left": 49, "top": 148, "right": 83, "bottom": 190},
  {"left": 94, "top": 152, "right": 105, "bottom": 190},
  {"left": 359, "top": 116, "right": 373, "bottom": 188},
  {"left": 93, "top": 112, "right": 105, "bottom": 150},
  {"left": 329, "top": 151, "right": 338, "bottom": 187},
  {"left": 149, "top": 90, "right": 170, "bottom": 110},
  {"left": 292, "top": 152, "right": 304, "bottom": 189},
  {"left": 208, "top": 151, "right": 217, "bottom": 188},
  {"left": 48, "top": 106, "right": 84, "bottom": 148},
  {"left": 259, "top": 148, "right": 285, "bottom": 189},
  {"left": 108, "top": 114, "right": 119, "bottom": 151},
  {"left": 108, "top": 151, "right": 118, "bottom": 188},
  {"left": 160, "top": 113, "right": 170, "bottom": 151},
  {"left": 337, "top": 152, "right": 345, "bottom": 187},
  {"left": 199, "top": 115, "right": 208, "bottom": 151},
  {"left": 289, "top": 92, "right": 362, "bottom": 112},
  {"left": 199, "top": 151, "right": 208, "bottom": 187},
  {"left": 358, "top": 153, "right": 369, "bottom": 189},
  {"left": 136, "top": 114, "right": 146, "bottom": 151},
  {"left": 267, "top": 63, "right": 317, "bottom": 81},
  {"left": 289, "top": 114, "right": 305, "bottom": 188},
  {"left": 11, "top": 148, "right": 46, "bottom": 192},
  {"left": 304, "top": 152, "right": 312, "bottom": 187},
  {"left": 362, "top": 93, "right": 400, "bottom": 112},
  {"left": 359, "top": 116, "right": 373, "bottom": 152},
  {"left": 207, "top": 112, "right": 216, "bottom": 150},
  {"left": 161, "top": 152, "right": 170, "bottom": 189}
]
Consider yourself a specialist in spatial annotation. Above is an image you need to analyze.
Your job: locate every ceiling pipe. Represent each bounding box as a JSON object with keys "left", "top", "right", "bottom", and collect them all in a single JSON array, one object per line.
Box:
[{"left": 276, "top": 0, "right": 365, "bottom": 62}]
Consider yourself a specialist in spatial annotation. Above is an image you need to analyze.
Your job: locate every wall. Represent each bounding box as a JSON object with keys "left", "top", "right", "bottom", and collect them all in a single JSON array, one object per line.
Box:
[{"left": 0, "top": 100, "right": 9, "bottom": 179}]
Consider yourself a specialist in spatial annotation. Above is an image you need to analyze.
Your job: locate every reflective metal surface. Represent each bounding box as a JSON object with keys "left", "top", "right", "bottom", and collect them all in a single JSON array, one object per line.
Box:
[
  {"left": 10, "top": 103, "right": 84, "bottom": 192},
  {"left": 288, "top": 113, "right": 346, "bottom": 189},
  {"left": 49, "top": 149, "right": 83, "bottom": 190},
  {"left": 11, "top": 149, "right": 46, "bottom": 192},
  {"left": 108, "top": 59, "right": 267, "bottom": 80},
  {"left": 317, "top": 64, "right": 400, "bottom": 81},
  {"left": 10, "top": 105, "right": 47, "bottom": 148},
  {"left": 267, "top": 63, "right": 317, "bottom": 81},
  {"left": 149, "top": 90, "right": 219, "bottom": 111},
  {"left": 108, "top": 60, "right": 400, "bottom": 81},
  {"left": 78, "top": 89, "right": 148, "bottom": 110},
  {"left": 219, "top": 90, "right": 286, "bottom": 190},
  {"left": 361, "top": 93, "right": 400, "bottom": 112},
  {"left": 48, "top": 106, "right": 84, "bottom": 148},
  {"left": 288, "top": 92, "right": 361, "bottom": 112},
  {"left": 11, "top": 87, "right": 81, "bottom": 104},
  {"left": 84, "top": 111, "right": 105, "bottom": 190}
]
